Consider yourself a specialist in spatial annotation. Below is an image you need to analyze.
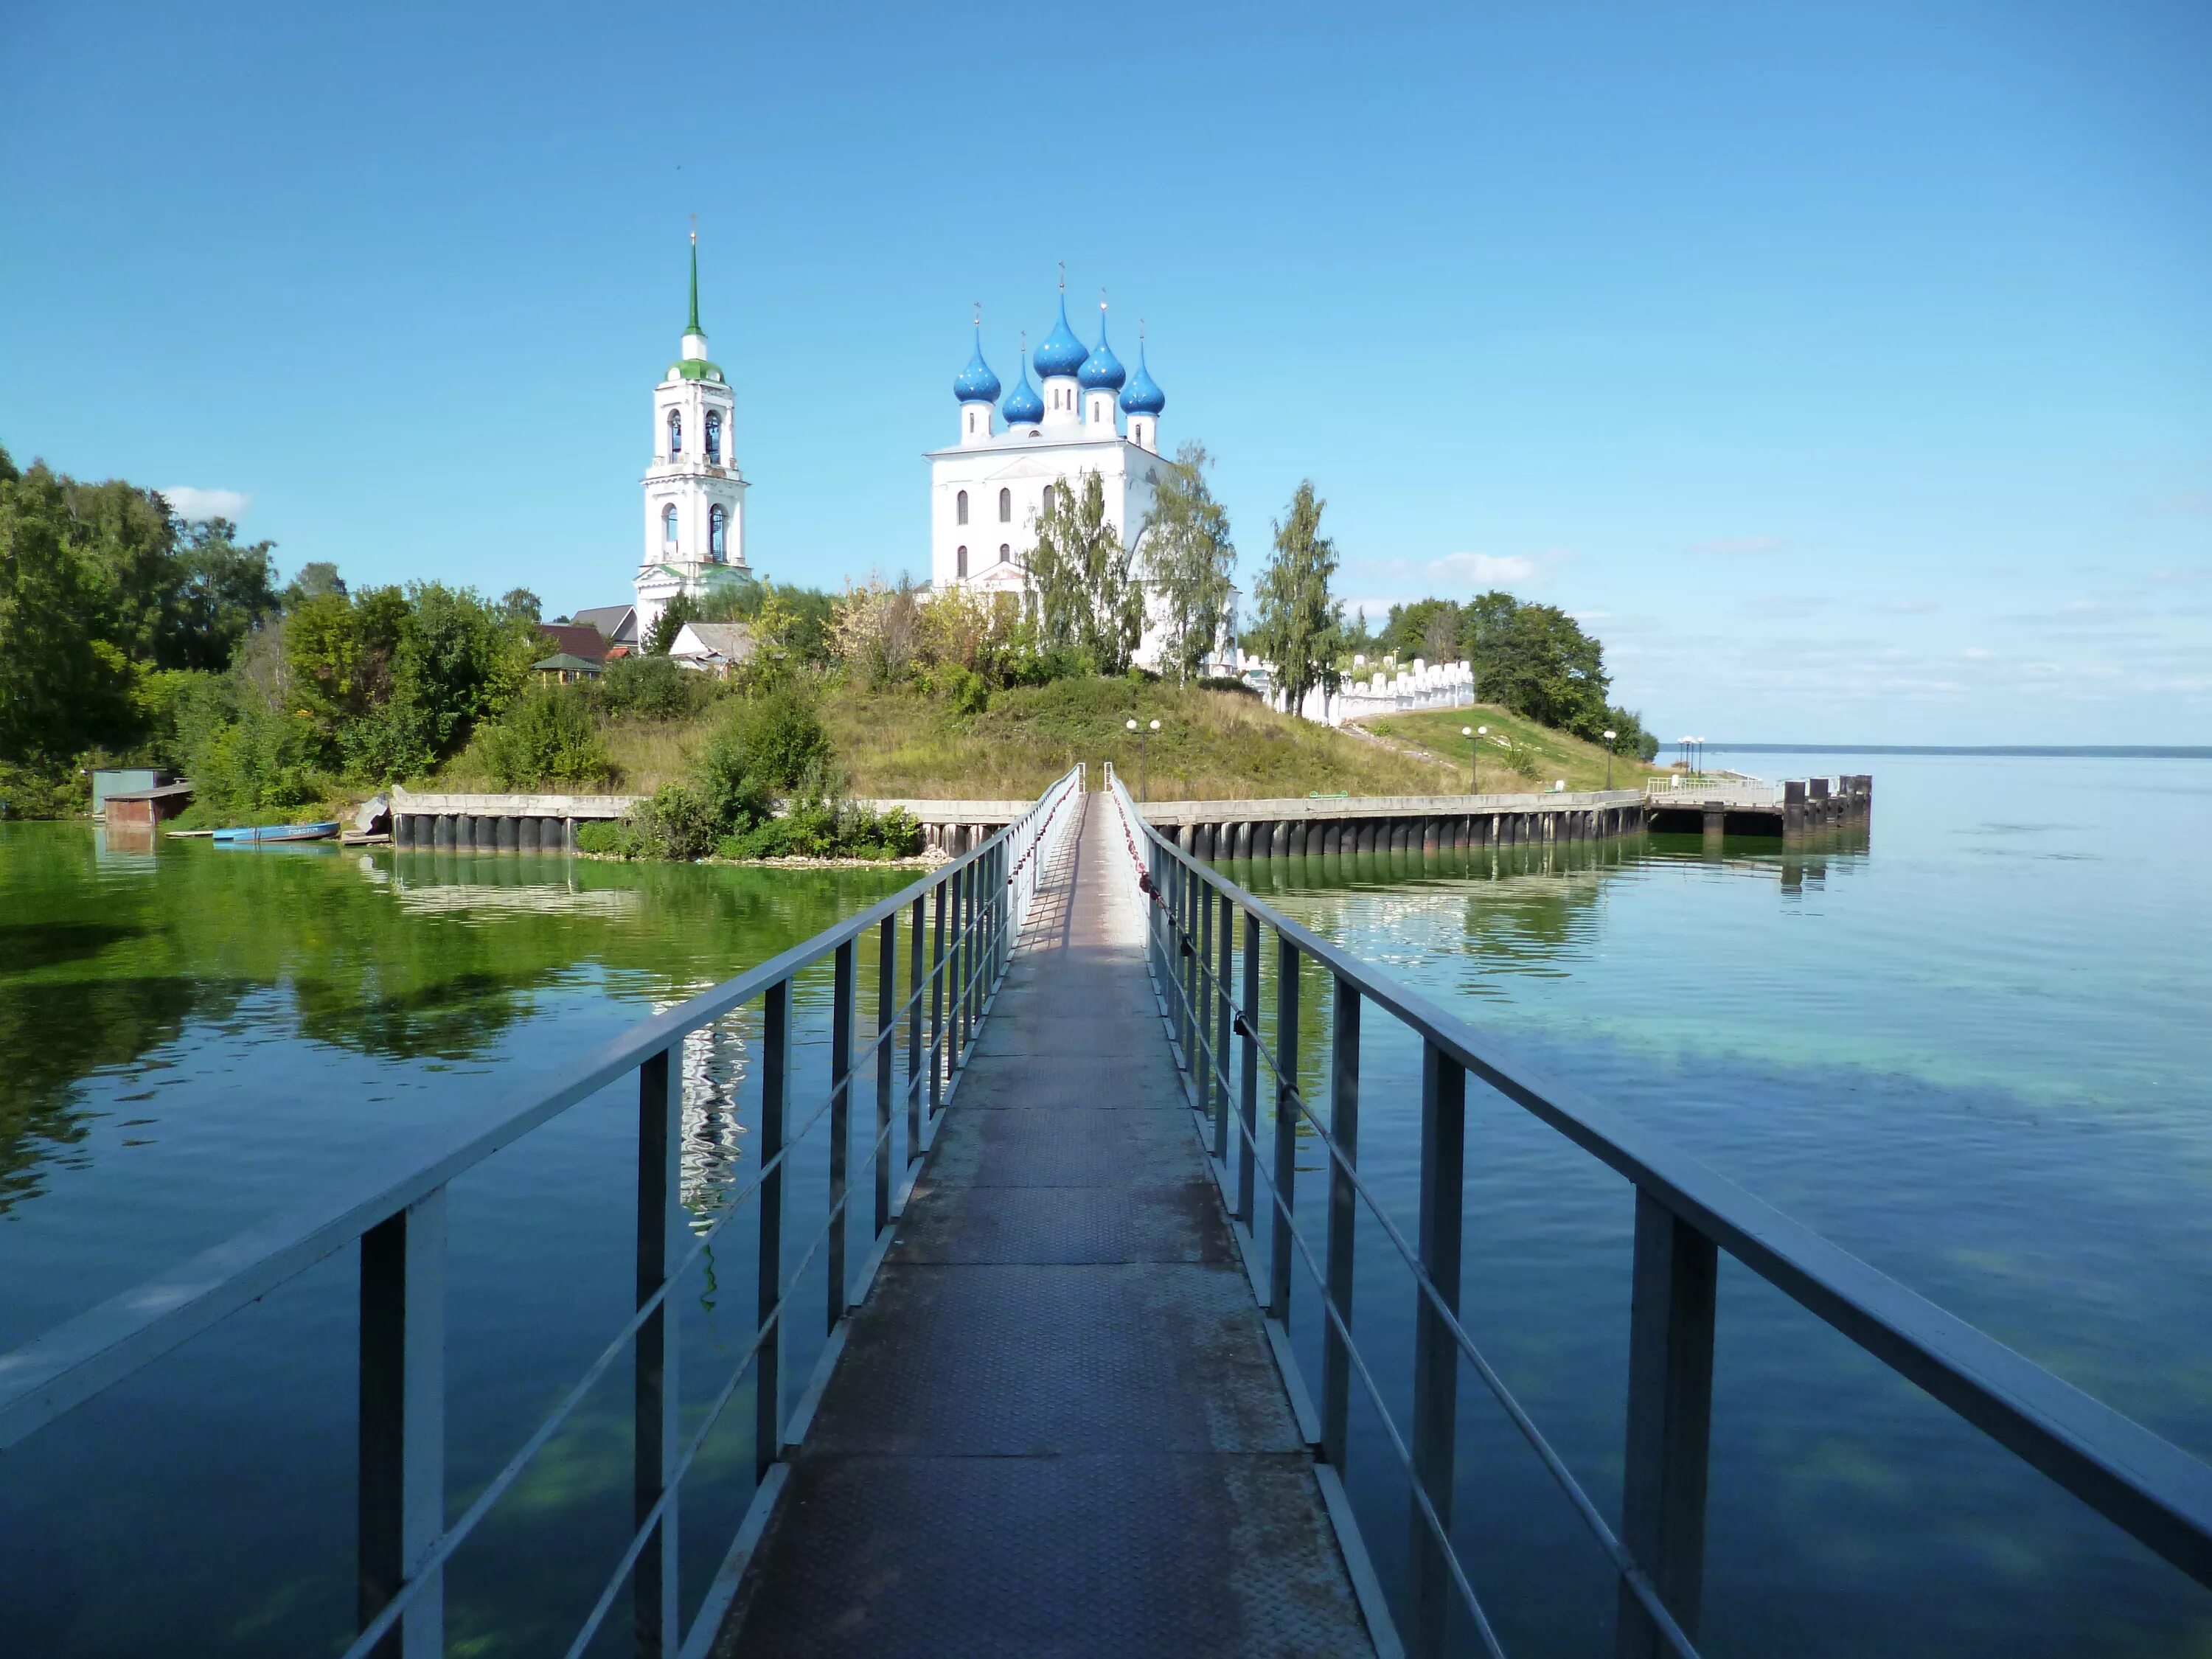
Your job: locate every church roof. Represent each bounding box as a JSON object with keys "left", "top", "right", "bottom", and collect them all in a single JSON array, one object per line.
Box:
[
  {"left": 669, "top": 232, "right": 724, "bottom": 380},
  {"left": 1119, "top": 339, "right": 1165, "bottom": 415},
  {"left": 1078, "top": 309, "right": 1126, "bottom": 392},
  {"left": 953, "top": 324, "right": 1001, "bottom": 404},
  {"left": 1001, "top": 347, "right": 1045, "bottom": 426},
  {"left": 1034, "top": 293, "right": 1088, "bottom": 379}
]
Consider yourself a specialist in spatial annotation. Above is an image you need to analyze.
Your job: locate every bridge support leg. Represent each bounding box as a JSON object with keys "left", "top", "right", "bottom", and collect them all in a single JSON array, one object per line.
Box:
[
  {"left": 1616, "top": 1192, "right": 1717, "bottom": 1659},
  {"left": 1410, "top": 1043, "right": 1466, "bottom": 1659}
]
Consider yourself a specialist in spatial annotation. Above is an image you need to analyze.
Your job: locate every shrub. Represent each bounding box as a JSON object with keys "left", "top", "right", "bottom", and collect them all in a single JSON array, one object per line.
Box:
[
  {"left": 469, "top": 686, "right": 616, "bottom": 790},
  {"left": 1197, "top": 675, "right": 1257, "bottom": 698},
  {"left": 630, "top": 782, "right": 723, "bottom": 860},
  {"left": 596, "top": 655, "right": 717, "bottom": 721},
  {"left": 708, "top": 684, "right": 827, "bottom": 795},
  {"left": 575, "top": 818, "right": 645, "bottom": 857}
]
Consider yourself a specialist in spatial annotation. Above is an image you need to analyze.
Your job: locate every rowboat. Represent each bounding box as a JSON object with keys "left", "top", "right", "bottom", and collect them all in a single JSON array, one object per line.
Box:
[{"left": 211, "top": 821, "right": 341, "bottom": 845}]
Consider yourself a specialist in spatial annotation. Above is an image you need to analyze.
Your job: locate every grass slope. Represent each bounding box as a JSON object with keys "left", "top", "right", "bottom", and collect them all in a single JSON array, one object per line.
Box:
[
  {"left": 825, "top": 679, "right": 1458, "bottom": 800},
  {"left": 1362, "top": 704, "right": 1658, "bottom": 794}
]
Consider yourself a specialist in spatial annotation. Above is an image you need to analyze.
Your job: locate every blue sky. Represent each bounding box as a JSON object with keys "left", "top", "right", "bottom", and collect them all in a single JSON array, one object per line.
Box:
[{"left": 3, "top": 1, "right": 2206, "bottom": 742}]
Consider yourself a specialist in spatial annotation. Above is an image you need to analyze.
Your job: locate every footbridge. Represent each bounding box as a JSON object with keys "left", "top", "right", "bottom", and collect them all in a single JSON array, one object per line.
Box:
[{"left": 4, "top": 771, "right": 2210, "bottom": 1657}]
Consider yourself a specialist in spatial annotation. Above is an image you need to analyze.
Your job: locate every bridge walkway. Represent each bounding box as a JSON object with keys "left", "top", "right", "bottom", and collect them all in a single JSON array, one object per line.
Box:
[{"left": 715, "top": 792, "right": 1374, "bottom": 1656}]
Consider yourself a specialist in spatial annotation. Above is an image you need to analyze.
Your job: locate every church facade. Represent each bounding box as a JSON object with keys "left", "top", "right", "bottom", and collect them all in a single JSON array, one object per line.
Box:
[{"left": 633, "top": 234, "right": 749, "bottom": 641}]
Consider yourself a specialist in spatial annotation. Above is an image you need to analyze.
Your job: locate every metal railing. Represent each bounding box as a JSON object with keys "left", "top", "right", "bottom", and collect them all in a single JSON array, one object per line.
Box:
[
  {"left": 1105, "top": 768, "right": 2212, "bottom": 1658},
  {"left": 0, "top": 763, "right": 1085, "bottom": 1659},
  {"left": 1643, "top": 775, "right": 1782, "bottom": 805}
]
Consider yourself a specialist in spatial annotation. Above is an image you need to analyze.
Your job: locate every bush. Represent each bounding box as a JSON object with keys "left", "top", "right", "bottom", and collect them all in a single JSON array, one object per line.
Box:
[
  {"left": 707, "top": 684, "right": 827, "bottom": 795},
  {"left": 596, "top": 655, "right": 717, "bottom": 722},
  {"left": 1197, "top": 675, "right": 1257, "bottom": 698},
  {"left": 629, "top": 782, "right": 723, "bottom": 860},
  {"left": 0, "top": 760, "right": 86, "bottom": 818},
  {"left": 468, "top": 686, "right": 617, "bottom": 790},
  {"left": 575, "top": 818, "right": 645, "bottom": 857}
]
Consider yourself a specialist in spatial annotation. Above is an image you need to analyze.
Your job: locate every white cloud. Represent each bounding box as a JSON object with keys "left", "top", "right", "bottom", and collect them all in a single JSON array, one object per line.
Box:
[
  {"left": 1877, "top": 598, "right": 1939, "bottom": 614},
  {"left": 1962, "top": 647, "right": 1994, "bottom": 660},
  {"left": 1688, "top": 535, "right": 1788, "bottom": 556},
  {"left": 1427, "top": 551, "right": 1537, "bottom": 585},
  {"left": 161, "top": 486, "right": 252, "bottom": 521}
]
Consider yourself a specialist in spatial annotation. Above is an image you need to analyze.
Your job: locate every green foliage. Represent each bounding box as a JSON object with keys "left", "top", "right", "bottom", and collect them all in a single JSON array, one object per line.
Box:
[
  {"left": 1140, "top": 441, "right": 1237, "bottom": 681},
  {"left": 0, "top": 760, "right": 86, "bottom": 818},
  {"left": 188, "top": 701, "right": 326, "bottom": 818},
  {"left": 646, "top": 593, "right": 700, "bottom": 655},
  {"left": 167, "top": 520, "right": 280, "bottom": 671},
  {"left": 467, "top": 686, "right": 616, "bottom": 790},
  {"left": 709, "top": 683, "right": 828, "bottom": 794},
  {"left": 0, "top": 465, "right": 135, "bottom": 764},
  {"left": 1247, "top": 480, "right": 1344, "bottom": 714},
  {"left": 1026, "top": 470, "right": 1143, "bottom": 676},
  {"left": 282, "top": 562, "right": 347, "bottom": 608},
  {"left": 594, "top": 653, "right": 719, "bottom": 721},
  {"left": 1380, "top": 597, "right": 1465, "bottom": 666},
  {"left": 573, "top": 818, "right": 641, "bottom": 857}
]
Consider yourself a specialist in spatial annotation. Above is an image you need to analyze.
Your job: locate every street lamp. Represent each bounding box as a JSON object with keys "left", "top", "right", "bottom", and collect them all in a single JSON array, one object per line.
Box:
[
  {"left": 1462, "top": 726, "right": 1473, "bottom": 794},
  {"left": 1128, "top": 717, "right": 1159, "bottom": 801},
  {"left": 1470, "top": 725, "right": 1489, "bottom": 794},
  {"left": 1603, "top": 728, "right": 1616, "bottom": 790}
]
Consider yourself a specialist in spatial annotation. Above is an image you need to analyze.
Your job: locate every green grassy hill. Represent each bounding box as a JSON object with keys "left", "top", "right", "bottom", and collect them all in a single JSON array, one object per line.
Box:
[{"left": 1360, "top": 705, "right": 1659, "bottom": 795}]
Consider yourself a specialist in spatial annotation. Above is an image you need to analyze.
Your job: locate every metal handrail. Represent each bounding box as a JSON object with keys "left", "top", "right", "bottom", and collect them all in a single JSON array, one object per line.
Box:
[
  {"left": 1107, "top": 771, "right": 2212, "bottom": 1658},
  {"left": 0, "top": 763, "right": 1086, "bottom": 1659}
]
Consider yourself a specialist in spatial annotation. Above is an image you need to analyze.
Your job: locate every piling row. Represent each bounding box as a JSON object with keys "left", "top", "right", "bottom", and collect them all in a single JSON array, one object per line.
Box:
[
  {"left": 1161, "top": 802, "right": 1642, "bottom": 860},
  {"left": 392, "top": 812, "right": 580, "bottom": 851}
]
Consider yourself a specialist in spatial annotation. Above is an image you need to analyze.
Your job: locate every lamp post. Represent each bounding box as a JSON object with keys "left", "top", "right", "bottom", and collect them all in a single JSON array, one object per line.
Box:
[
  {"left": 1603, "top": 728, "right": 1616, "bottom": 790},
  {"left": 1128, "top": 717, "right": 1159, "bottom": 801},
  {"left": 1462, "top": 727, "right": 1474, "bottom": 794}
]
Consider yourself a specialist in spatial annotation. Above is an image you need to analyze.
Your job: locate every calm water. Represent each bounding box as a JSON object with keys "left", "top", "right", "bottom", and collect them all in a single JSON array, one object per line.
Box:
[
  {"left": 1221, "top": 750, "right": 2212, "bottom": 1657},
  {"left": 4, "top": 752, "right": 2210, "bottom": 1656}
]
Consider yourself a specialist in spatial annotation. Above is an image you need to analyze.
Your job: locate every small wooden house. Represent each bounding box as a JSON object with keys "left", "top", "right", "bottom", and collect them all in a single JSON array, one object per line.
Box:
[{"left": 104, "top": 782, "right": 195, "bottom": 828}]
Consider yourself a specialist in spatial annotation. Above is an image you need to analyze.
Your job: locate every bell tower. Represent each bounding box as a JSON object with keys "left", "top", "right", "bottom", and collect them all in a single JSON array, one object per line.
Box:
[{"left": 636, "top": 229, "right": 747, "bottom": 641}]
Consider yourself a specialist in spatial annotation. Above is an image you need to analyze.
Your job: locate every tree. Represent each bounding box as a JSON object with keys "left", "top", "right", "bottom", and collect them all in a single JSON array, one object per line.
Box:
[
  {"left": 1026, "top": 470, "right": 1143, "bottom": 675},
  {"left": 0, "top": 465, "right": 133, "bottom": 762},
  {"left": 498, "top": 587, "right": 542, "bottom": 624},
  {"left": 1380, "top": 597, "right": 1464, "bottom": 665},
  {"left": 283, "top": 562, "right": 347, "bottom": 609},
  {"left": 647, "top": 594, "right": 702, "bottom": 655},
  {"left": 1140, "top": 441, "right": 1236, "bottom": 681},
  {"left": 1247, "top": 481, "right": 1343, "bottom": 715},
  {"left": 167, "top": 519, "right": 280, "bottom": 672}
]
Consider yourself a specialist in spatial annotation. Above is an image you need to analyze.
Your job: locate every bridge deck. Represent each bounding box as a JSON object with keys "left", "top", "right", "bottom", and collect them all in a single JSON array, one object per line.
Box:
[{"left": 716, "top": 794, "right": 1374, "bottom": 1656}]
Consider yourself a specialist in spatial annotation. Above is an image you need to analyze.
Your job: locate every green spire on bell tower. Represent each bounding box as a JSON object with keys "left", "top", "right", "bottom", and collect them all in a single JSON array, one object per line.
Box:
[{"left": 686, "top": 228, "right": 704, "bottom": 338}]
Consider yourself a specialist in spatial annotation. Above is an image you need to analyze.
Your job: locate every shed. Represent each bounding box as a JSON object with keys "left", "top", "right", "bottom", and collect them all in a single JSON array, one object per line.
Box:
[
  {"left": 667, "top": 622, "right": 756, "bottom": 678},
  {"left": 532, "top": 651, "right": 605, "bottom": 684},
  {"left": 92, "top": 768, "right": 170, "bottom": 816},
  {"left": 104, "top": 782, "right": 195, "bottom": 828}
]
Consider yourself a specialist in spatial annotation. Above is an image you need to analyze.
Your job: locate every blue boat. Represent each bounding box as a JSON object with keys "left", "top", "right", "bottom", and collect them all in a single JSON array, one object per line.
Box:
[{"left": 211, "top": 821, "right": 341, "bottom": 846}]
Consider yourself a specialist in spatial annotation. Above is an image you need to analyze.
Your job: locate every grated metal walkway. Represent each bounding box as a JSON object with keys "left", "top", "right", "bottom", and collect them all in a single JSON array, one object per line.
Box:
[{"left": 714, "top": 792, "right": 1374, "bottom": 1657}]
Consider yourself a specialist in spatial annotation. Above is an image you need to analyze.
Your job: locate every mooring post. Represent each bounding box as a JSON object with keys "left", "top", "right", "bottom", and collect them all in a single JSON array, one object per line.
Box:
[
  {"left": 1410, "top": 1042, "right": 1467, "bottom": 1659},
  {"left": 1268, "top": 937, "right": 1301, "bottom": 1322},
  {"left": 633, "top": 1043, "right": 682, "bottom": 1654},
  {"left": 1321, "top": 978, "right": 1361, "bottom": 1470},
  {"left": 828, "top": 940, "right": 855, "bottom": 1329},
  {"left": 357, "top": 1188, "right": 446, "bottom": 1659},
  {"left": 1616, "top": 1190, "right": 1718, "bottom": 1659},
  {"left": 757, "top": 981, "right": 789, "bottom": 1478}
]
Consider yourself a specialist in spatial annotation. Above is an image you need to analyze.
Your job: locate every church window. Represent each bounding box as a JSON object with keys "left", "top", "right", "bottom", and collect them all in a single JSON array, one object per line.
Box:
[
  {"left": 956, "top": 545, "right": 968, "bottom": 578},
  {"left": 967, "top": 412, "right": 976, "bottom": 434},
  {"left": 706, "top": 410, "right": 721, "bottom": 465},
  {"left": 709, "top": 505, "right": 727, "bottom": 560},
  {"left": 956, "top": 490, "right": 968, "bottom": 526},
  {"left": 998, "top": 488, "right": 1011, "bottom": 523},
  {"left": 1040, "top": 484, "right": 1055, "bottom": 516},
  {"left": 668, "top": 410, "right": 683, "bottom": 456},
  {"left": 662, "top": 504, "right": 678, "bottom": 546},
  {"left": 998, "top": 543, "right": 1010, "bottom": 563}
]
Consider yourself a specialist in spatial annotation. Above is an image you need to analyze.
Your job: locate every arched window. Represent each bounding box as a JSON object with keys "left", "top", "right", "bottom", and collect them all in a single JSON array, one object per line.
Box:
[
  {"left": 998, "top": 543, "right": 1010, "bottom": 563},
  {"left": 956, "top": 545, "right": 968, "bottom": 579},
  {"left": 998, "top": 488, "right": 1011, "bottom": 523},
  {"left": 662, "top": 504, "right": 678, "bottom": 546},
  {"left": 667, "top": 410, "right": 683, "bottom": 456},
  {"left": 967, "top": 411, "right": 976, "bottom": 434},
  {"left": 956, "top": 490, "right": 968, "bottom": 526},
  {"left": 706, "top": 409, "right": 722, "bottom": 465},
  {"left": 1040, "top": 484, "right": 1055, "bottom": 516},
  {"left": 709, "top": 504, "right": 727, "bottom": 560}
]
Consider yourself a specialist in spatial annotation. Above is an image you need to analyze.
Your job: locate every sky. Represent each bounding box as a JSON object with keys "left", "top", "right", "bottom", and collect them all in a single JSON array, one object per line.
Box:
[{"left": 2, "top": 1, "right": 2207, "bottom": 743}]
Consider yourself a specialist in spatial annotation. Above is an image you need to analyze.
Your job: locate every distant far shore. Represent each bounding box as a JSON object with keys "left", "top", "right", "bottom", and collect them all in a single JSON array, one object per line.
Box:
[{"left": 1707, "top": 744, "right": 2212, "bottom": 759}]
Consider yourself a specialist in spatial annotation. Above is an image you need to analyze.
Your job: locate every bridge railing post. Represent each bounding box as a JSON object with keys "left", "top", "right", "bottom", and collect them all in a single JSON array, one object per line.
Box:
[
  {"left": 875, "top": 914, "right": 895, "bottom": 1239},
  {"left": 1268, "top": 935, "right": 1301, "bottom": 1323},
  {"left": 634, "top": 1042, "right": 682, "bottom": 1652},
  {"left": 1321, "top": 976, "right": 1361, "bottom": 1470},
  {"left": 829, "top": 940, "right": 855, "bottom": 1329},
  {"left": 1213, "top": 889, "right": 1233, "bottom": 1162},
  {"left": 1180, "top": 860, "right": 1197, "bottom": 1068},
  {"left": 357, "top": 1186, "right": 446, "bottom": 1659},
  {"left": 1237, "top": 906, "right": 1259, "bottom": 1230},
  {"left": 1410, "top": 1040, "right": 1467, "bottom": 1659},
  {"left": 930, "top": 877, "right": 947, "bottom": 1117},
  {"left": 1615, "top": 1189, "right": 1718, "bottom": 1659},
  {"left": 757, "top": 981, "right": 790, "bottom": 1478},
  {"left": 907, "top": 896, "right": 925, "bottom": 1162},
  {"left": 1194, "top": 872, "right": 1214, "bottom": 1113}
]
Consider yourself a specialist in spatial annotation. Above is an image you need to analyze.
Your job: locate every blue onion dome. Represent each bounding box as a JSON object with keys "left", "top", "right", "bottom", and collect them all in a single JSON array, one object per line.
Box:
[
  {"left": 952, "top": 326, "right": 1001, "bottom": 404},
  {"left": 1079, "top": 308, "right": 1126, "bottom": 391},
  {"left": 1033, "top": 293, "right": 1089, "bottom": 379},
  {"left": 1119, "top": 340, "right": 1164, "bottom": 415},
  {"left": 1001, "top": 346, "right": 1045, "bottom": 425}
]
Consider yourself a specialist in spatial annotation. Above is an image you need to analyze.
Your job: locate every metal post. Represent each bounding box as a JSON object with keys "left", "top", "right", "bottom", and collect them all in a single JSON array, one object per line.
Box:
[
  {"left": 1195, "top": 870, "right": 1214, "bottom": 1113},
  {"left": 1213, "top": 889, "right": 1233, "bottom": 1161},
  {"left": 756, "top": 981, "right": 789, "bottom": 1480},
  {"left": 1410, "top": 1043, "right": 1466, "bottom": 1658},
  {"left": 907, "top": 894, "right": 925, "bottom": 1158},
  {"left": 1321, "top": 978, "right": 1361, "bottom": 1470},
  {"left": 875, "top": 914, "right": 895, "bottom": 1239},
  {"left": 953, "top": 861, "right": 970, "bottom": 1063},
  {"left": 829, "top": 941, "right": 855, "bottom": 1329},
  {"left": 1237, "top": 908, "right": 1259, "bottom": 1231},
  {"left": 1178, "top": 860, "right": 1196, "bottom": 1068},
  {"left": 634, "top": 1043, "right": 682, "bottom": 1654},
  {"left": 1268, "top": 937, "right": 1301, "bottom": 1322},
  {"left": 1615, "top": 1190, "right": 1719, "bottom": 1658},
  {"left": 358, "top": 1189, "right": 446, "bottom": 1659},
  {"left": 930, "top": 877, "right": 947, "bottom": 1116}
]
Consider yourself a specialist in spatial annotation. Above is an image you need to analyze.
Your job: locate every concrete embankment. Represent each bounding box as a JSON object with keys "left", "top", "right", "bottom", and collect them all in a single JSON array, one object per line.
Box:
[
  {"left": 388, "top": 787, "right": 1031, "bottom": 854},
  {"left": 1140, "top": 788, "right": 1649, "bottom": 859}
]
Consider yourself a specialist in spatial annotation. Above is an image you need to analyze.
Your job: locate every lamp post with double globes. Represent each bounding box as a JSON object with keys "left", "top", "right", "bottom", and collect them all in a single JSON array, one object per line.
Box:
[
  {"left": 1127, "top": 717, "right": 1160, "bottom": 801},
  {"left": 1604, "top": 728, "right": 1617, "bottom": 790}
]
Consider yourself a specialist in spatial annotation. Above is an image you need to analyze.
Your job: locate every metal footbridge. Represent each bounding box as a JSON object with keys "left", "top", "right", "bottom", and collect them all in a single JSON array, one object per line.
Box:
[{"left": 4, "top": 768, "right": 2210, "bottom": 1656}]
